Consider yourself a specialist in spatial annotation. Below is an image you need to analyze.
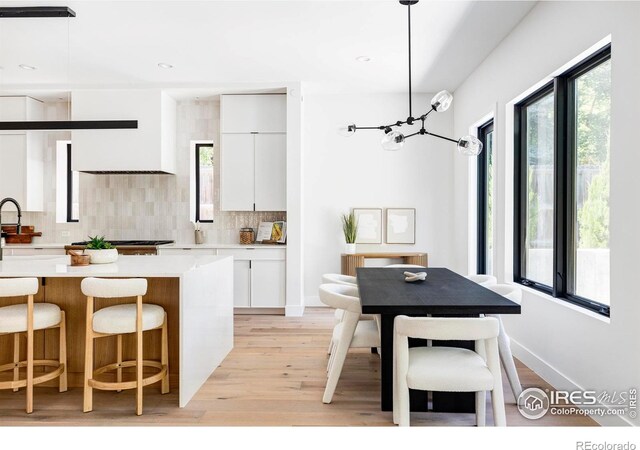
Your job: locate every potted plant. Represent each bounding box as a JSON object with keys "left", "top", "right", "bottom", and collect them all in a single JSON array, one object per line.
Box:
[
  {"left": 84, "top": 235, "right": 118, "bottom": 264},
  {"left": 342, "top": 212, "right": 358, "bottom": 254}
]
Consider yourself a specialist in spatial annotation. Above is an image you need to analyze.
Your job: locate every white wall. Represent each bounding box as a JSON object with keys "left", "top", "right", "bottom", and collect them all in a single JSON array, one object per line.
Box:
[
  {"left": 303, "top": 93, "right": 455, "bottom": 304},
  {"left": 452, "top": 1, "right": 640, "bottom": 426}
]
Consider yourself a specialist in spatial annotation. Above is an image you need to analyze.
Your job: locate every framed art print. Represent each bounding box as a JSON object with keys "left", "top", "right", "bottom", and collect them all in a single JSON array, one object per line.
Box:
[
  {"left": 386, "top": 208, "right": 416, "bottom": 244},
  {"left": 353, "top": 208, "right": 382, "bottom": 244}
]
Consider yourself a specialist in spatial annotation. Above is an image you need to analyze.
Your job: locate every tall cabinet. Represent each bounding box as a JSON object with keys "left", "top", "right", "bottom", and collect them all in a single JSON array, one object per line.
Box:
[{"left": 220, "top": 94, "right": 286, "bottom": 211}]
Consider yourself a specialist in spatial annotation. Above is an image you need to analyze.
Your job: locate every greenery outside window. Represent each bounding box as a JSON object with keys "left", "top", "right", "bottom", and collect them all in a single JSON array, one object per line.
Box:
[{"left": 195, "top": 143, "right": 215, "bottom": 223}]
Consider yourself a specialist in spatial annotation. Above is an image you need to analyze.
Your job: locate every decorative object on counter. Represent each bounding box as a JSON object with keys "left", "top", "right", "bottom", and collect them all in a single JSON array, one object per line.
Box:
[
  {"left": 272, "top": 221, "right": 287, "bottom": 244},
  {"left": 341, "top": 211, "right": 358, "bottom": 255},
  {"left": 68, "top": 250, "right": 90, "bottom": 266},
  {"left": 0, "top": 225, "right": 43, "bottom": 244},
  {"left": 256, "top": 221, "right": 274, "bottom": 242},
  {"left": 353, "top": 208, "right": 382, "bottom": 244},
  {"left": 194, "top": 221, "right": 205, "bottom": 244},
  {"left": 404, "top": 271, "right": 427, "bottom": 282},
  {"left": 338, "top": 1, "right": 483, "bottom": 157},
  {"left": 240, "top": 227, "right": 255, "bottom": 245},
  {"left": 84, "top": 235, "right": 118, "bottom": 264},
  {"left": 386, "top": 208, "right": 416, "bottom": 244}
]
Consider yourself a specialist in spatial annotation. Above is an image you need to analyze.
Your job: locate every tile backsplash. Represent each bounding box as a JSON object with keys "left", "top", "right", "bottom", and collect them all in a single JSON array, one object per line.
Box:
[{"left": 6, "top": 99, "right": 285, "bottom": 244}]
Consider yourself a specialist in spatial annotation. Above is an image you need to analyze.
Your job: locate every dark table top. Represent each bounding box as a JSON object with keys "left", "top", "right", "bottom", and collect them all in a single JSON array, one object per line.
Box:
[{"left": 357, "top": 267, "right": 521, "bottom": 315}]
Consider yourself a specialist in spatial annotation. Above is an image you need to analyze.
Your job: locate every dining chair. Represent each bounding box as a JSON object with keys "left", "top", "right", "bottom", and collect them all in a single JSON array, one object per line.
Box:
[
  {"left": 485, "top": 284, "right": 523, "bottom": 399},
  {"left": 321, "top": 273, "right": 374, "bottom": 356},
  {"left": 466, "top": 274, "right": 498, "bottom": 287},
  {"left": 393, "top": 315, "right": 505, "bottom": 426},
  {"left": 318, "top": 283, "right": 380, "bottom": 403}
]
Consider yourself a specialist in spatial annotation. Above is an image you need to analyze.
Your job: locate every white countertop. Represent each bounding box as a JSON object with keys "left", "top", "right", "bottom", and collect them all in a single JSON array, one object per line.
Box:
[
  {"left": 0, "top": 255, "right": 231, "bottom": 277},
  {"left": 160, "top": 243, "right": 286, "bottom": 249}
]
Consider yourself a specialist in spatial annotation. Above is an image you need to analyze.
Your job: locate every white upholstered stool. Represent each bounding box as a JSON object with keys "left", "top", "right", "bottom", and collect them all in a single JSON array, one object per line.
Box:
[
  {"left": 0, "top": 278, "right": 67, "bottom": 413},
  {"left": 466, "top": 274, "right": 498, "bottom": 287},
  {"left": 81, "top": 277, "right": 169, "bottom": 416}
]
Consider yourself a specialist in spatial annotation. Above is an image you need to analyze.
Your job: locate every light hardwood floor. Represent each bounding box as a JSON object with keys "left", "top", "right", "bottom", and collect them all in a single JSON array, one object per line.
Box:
[{"left": 0, "top": 308, "right": 597, "bottom": 426}]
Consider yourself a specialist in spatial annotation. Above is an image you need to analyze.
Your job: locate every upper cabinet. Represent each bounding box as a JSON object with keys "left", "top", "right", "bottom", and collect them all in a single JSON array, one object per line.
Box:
[
  {"left": 71, "top": 90, "right": 177, "bottom": 174},
  {"left": 221, "top": 94, "right": 286, "bottom": 133},
  {"left": 0, "top": 96, "right": 44, "bottom": 211},
  {"left": 220, "top": 94, "right": 287, "bottom": 212}
]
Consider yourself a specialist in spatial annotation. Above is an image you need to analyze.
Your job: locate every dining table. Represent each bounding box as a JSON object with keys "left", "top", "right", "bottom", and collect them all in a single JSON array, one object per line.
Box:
[{"left": 357, "top": 267, "right": 521, "bottom": 413}]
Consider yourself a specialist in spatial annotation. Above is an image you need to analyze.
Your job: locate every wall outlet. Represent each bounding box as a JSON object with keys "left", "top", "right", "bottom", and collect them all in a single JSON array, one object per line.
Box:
[{"left": 61, "top": 231, "right": 70, "bottom": 238}]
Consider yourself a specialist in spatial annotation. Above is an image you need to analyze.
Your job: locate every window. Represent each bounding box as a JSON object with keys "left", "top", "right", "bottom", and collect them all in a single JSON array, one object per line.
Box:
[
  {"left": 477, "top": 119, "right": 494, "bottom": 275},
  {"left": 514, "top": 45, "right": 611, "bottom": 316},
  {"left": 195, "top": 143, "right": 214, "bottom": 222},
  {"left": 67, "top": 144, "right": 79, "bottom": 222}
]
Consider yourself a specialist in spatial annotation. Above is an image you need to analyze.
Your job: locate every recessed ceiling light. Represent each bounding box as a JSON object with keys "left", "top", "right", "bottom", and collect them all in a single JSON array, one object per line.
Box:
[
  {"left": 356, "top": 56, "right": 372, "bottom": 62},
  {"left": 19, "top": 64, "right": 37, "bottom": 70},
  {"left": 158, "top": 63, "right": 173, "bottom": 69}
]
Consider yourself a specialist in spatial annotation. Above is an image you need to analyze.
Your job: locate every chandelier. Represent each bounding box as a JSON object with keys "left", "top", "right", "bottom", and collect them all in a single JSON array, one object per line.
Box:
[{"left": 339, "top": 0, "right": 482, "bottom": 156}]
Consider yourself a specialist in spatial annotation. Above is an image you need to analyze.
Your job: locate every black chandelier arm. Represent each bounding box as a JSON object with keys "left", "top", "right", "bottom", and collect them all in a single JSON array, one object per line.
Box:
[{"left": 424, "top": 130, "right": 460, "bottom": 144}]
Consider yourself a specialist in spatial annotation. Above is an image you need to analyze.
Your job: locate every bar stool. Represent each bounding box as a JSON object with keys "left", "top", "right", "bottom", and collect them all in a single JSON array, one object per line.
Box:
[
  {"left": 81, "top": 277, "right": 169, "bottom": 416},
  {"left": 0, "top": 277, "right": 67, "bottom": 413}
]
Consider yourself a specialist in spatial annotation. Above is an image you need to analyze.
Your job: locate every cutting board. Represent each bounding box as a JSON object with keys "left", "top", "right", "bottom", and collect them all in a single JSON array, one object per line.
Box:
[{"left": 1, "top": 225, "right": 42, "bottom": 244}]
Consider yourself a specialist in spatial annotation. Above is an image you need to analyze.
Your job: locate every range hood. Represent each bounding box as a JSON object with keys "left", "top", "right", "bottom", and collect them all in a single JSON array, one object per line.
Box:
[{"left": 72, "top": 90, "right": 177, "bottom": 174}]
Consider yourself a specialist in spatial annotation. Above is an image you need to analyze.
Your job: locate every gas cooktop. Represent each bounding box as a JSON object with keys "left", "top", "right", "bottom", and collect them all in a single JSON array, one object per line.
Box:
[{"left": 70, "top": 240, "right": 174, "bottom": 246}]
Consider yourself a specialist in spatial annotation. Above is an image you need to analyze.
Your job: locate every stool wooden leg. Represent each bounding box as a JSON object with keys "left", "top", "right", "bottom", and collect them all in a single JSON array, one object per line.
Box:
[
  {"left": 135, "top": 296, "right": 143, "bottom": 416},
  {"left": 116, "top": 335, "right": 123, "bottom": 393},
  {"left": 26, "top": 295, "right": 34, "bottom": 414},
  {"left": 12, "top": 333, "right": 20, "bottom": 392},
  {"left": 83, "top": 297, "right": 94, "bottom": 413},
  {"left": 161, "top": 314, "right": 169, "bottom": 394},
  {"left": 59, "top": 311, "right": 68, "bottom": 393}
]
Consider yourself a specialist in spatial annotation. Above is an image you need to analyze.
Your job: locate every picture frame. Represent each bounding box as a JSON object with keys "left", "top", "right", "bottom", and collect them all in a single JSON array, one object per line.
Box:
[
  {"left": 385, "top": 208, "right": 416, "bottom": 244},
  {"left": 272, "top": 221, "right": 287, "bottom": 244},
  {"left": 353, "top": 208, "right": 382, "bottom": 244}
]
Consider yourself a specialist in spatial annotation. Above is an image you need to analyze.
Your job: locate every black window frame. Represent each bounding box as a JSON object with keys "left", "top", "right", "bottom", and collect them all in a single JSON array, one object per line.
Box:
[
  {"left": 477, "top": 119, "right": 494, "bottom": 275},
  {"left": 514, "top": 44, "right": 611, "bottom": 317},
  {"left": 195, "top": 142, "right": 214, "bottom": 223},
  {"left": 66, "top": 143, "right": 78, "bottom": 223}
]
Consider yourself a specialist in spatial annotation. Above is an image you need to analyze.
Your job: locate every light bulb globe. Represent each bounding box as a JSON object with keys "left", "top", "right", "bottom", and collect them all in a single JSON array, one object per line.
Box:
[
  {"left": 431, "top": 90, "right": 453, "bottom": 112},
  {"left": 381, "top": 131, "right": 405, "bottom": 151},
  {"left": 457, "top": 135, "right": 483, "bottom": 156}
]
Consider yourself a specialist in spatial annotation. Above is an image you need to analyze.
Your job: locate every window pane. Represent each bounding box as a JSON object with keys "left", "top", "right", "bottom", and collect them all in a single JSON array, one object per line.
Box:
[
  {"left": 525, "top": 93, "right": 555, "bottom": 286},
  {"left": 574, "top": 60, "right": 611, "bottom": 304},
  {"left": 198, "top": 145, "right": 214, "bottom": 221},
  {"left": 486, "top": 129, "right": 494, "bottom": 275}
]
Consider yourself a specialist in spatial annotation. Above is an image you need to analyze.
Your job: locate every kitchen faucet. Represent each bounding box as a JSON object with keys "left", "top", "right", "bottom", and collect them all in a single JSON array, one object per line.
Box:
[{"left": 0, "top": 197, "right": 22, "bottom": 261}]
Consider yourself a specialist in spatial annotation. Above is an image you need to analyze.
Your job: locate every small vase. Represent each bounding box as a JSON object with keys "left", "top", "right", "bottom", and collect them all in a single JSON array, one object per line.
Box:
[
  {"left": 345, "top": 243, "right": 357, "bottom": 255},
  {"left": 85, "top": 248, "right": 119, "bottom": 264}
]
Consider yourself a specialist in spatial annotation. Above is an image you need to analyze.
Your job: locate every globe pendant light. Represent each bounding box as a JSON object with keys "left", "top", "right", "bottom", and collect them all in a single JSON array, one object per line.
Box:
[{"left": 339, "top": 0, "right": 482, "bottom": 157}]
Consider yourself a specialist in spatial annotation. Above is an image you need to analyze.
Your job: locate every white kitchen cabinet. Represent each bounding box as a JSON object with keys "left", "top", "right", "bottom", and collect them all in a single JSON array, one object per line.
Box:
[
  {"left": 220, "top": 134, "right": 255, "bottom": 211},
  {"left": 0, "top": 97, "right": 44, "bottom": 211},
  {"left": 220, "top": 94, "right": 286, "bottom": 133},
  {"left": 254, "top": 134, "right": 287, "bottom": 211},
  {"left": 233, "top": 260, "right": 251, "bottom": 307},
  {"left": 157, "top": 247, "right": 215, "bottom": 256},
  {"left": 5, "top": 247, "right": 66, "bottom": 256},
  {"left": 220, "top": 133, "right": 286, "bottom": 212},
  {"left": 72, "top": 90, "right": 177, "bottom": 174},
  {"left": 250, "top": 260, "right": 286, "bottom": 308}
]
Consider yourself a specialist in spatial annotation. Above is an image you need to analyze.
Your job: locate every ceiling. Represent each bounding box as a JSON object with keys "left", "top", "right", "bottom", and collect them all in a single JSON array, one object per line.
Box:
[{"left": 0, "top": 0, "right": 536, "bottom": 97}]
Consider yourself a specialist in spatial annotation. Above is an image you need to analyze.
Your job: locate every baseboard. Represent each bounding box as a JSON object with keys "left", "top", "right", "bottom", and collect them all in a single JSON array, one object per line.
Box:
[
  {"left": 285, "top": 304, "right": 305, "bottom": 317},
  {"left": 510, "top": 338, "right": 634, "bottom": 426}
]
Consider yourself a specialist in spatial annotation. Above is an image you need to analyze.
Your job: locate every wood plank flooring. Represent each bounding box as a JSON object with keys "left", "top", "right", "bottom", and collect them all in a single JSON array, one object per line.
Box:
[{"left": 0, "top": 308, "right": 597, "bottom": 426}]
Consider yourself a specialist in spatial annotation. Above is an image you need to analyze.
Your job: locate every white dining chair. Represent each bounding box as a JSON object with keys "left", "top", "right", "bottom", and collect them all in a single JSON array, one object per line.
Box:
[
  {"left": 393, "top": 316, "right": 506, "bottom": 427},
  {"left": 466, "top": 274, "right": 498, "bottom": 287},
  {"left": 318, "top": 283, "right": 380, "bottom": 403},
  {"left": 485, "top": 284, "right": 523, "bottom": 399}
]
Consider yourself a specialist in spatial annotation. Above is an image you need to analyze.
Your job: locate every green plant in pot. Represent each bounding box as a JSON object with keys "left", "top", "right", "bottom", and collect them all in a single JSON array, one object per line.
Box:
[
  {"left": 342, "top": 212, "right": 358, "bottom": 254},
  {"left": 84, "top": 235, "right": 118, "bottom": 264}
]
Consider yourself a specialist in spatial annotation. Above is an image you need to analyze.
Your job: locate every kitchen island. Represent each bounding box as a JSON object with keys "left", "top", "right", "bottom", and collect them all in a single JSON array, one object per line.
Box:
[{"left": 0, "top": 254, "right": 234, "bottom": 407}]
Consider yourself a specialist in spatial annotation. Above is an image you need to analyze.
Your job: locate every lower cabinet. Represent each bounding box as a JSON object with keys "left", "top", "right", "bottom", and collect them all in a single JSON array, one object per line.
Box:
[
  {"left": 5, "top": 247, "right": 66, "bottom": 256},
  {"left": 159, "top": 247, "right": 286, "bottom": 309}
]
